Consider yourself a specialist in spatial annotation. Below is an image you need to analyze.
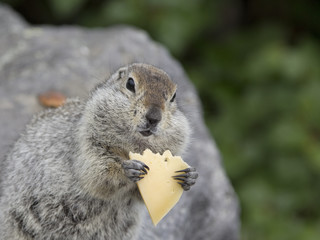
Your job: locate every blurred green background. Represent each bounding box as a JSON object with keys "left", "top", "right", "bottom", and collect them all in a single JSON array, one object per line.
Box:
[{"left": 2, "top": 0, "right": 320, "bottom": 239}]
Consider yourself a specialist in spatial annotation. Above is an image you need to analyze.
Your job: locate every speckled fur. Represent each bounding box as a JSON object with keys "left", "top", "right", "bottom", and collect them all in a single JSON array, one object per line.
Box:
[{"left": 0, "top": 63, "right": 191, "bottom": 239}]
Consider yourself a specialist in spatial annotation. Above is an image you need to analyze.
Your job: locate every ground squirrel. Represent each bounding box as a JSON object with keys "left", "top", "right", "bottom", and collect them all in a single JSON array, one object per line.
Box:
[{"left": 0, "top": 63, "right": 198, "bottom": 239}]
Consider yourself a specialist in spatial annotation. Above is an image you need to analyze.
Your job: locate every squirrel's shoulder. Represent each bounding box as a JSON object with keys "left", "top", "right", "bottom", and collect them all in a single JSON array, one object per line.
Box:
[
  {"left": 30, "top": 98, "right": 84, "bottom": 126},
  {"left": 17, "top": 98, "right": 85, "bottom": 146}
]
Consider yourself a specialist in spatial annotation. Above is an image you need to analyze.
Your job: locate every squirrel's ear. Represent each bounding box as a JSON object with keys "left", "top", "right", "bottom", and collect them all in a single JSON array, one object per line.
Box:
[{"left": 118, "top": 67, "right": 127, "bottom": 80}]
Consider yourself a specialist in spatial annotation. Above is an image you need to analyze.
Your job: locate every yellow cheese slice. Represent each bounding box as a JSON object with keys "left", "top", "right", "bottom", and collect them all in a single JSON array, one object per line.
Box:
[{"left": 129, "top": 149, "right": 189, "bottom": 226}]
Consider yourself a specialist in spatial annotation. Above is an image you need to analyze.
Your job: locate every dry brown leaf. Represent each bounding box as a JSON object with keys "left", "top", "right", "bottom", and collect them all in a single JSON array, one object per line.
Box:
[{"left": 38, "top": 91, "right": 66, "bottom": 108}]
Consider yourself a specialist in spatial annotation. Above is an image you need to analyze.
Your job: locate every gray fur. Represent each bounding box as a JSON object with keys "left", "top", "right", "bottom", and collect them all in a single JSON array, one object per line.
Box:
[{"left": 0, "top": 64, "right": 194, "bottom": 239}]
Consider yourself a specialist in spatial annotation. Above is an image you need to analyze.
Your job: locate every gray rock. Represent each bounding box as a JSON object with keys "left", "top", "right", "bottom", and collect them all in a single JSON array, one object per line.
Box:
[{"left": 0, "top": 3, "right": 240, "bottom": 240}]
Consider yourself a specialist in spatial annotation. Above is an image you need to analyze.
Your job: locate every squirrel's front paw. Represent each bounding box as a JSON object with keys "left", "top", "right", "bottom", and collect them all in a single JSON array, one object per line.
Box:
[
  {"left": 122, "top": 160, "right": 149, "bottom": 183},
  {"left": 173, "top": 167, "right": 198, "bottom": 191}
]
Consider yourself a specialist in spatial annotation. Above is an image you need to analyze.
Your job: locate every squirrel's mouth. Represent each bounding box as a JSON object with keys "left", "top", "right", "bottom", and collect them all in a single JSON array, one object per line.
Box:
[
  {"left": 139, "top": 129, "right": 153, "bottom": 137},
  {"left": 138, "top": 126, "right": 158, "bottom": 137}
]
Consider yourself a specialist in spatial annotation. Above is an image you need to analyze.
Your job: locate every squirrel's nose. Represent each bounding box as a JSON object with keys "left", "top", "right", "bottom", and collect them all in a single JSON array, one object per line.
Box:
[{"left": 146, "top": 106, "right": 162, "bottom": 127}]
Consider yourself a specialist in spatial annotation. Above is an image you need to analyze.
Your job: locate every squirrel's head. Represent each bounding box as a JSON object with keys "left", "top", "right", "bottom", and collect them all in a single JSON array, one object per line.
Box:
[{"left": 82, "top": 63, "right": 190, "bottom": 155}]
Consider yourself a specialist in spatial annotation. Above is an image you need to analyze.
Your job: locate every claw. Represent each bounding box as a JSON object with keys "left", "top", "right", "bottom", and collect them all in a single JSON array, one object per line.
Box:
[
  {"left": 143, "top": 163, "right": 150, "bottom": 171},
  {"left": 132, "top": 169, "right": 147, "bottom": 176},
  {"left": 132, "top": 176, "right": 144, "bottom": 183},
  {"left": 174, "top": 168, "right": 198, "bottom": 179},
  {"left": 175, "top": 167, "right": 196, "bottom": 173},
  {"left": 173, "top": 177, "right": 186, "bottom": 182},
  {"left": 130, "top": 177, "right": 141, "bottom": 183},
  {"left": 173, "top": 173, "right": 189, "bottom": 178},
  {"left": 178, "top": 182, "right": 184, "bottom": 187},
  {"left": 173, "top": 177, "right": 197, "bottom": 185},
  {"left": 141, "top": 167, "right": 148, "bottom": 174}
]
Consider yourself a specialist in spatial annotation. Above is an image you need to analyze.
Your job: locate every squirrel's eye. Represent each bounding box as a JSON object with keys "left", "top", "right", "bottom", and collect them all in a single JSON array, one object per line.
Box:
[
  {"left": 170, "top": 92, "right": 176, "bottom": 102},
  {"left": 126, "top": 78, "right": 135, "bottom": 93}
]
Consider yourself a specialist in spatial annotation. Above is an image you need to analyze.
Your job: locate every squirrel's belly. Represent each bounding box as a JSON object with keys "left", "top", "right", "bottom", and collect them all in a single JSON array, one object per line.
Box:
[
  {"left": 72, "top": 198, "right": 142, "bottom": 240},
  {"left": 4, "top": 193, "right": 143, "bottom": 240}
]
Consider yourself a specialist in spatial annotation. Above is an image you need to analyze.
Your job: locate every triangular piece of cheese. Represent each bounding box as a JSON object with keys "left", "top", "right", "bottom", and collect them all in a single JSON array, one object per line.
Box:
[{"left": 129, "top": 149, "right": 189, "bottom": 226}]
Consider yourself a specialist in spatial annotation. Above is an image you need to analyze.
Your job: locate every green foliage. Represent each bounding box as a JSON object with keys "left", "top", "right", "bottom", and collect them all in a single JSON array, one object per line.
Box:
[
  {"left": 48, "top": 0, "right": 87, "bottom": 19},
  {"left": 76, "top": 0, "right": 213, "bottom": 56},
  {"left": 194, "top": 27, "right": 320, "bottom": 239},
  {"left": 2, "top": 0, "right": 320, "bottom": 239}
]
